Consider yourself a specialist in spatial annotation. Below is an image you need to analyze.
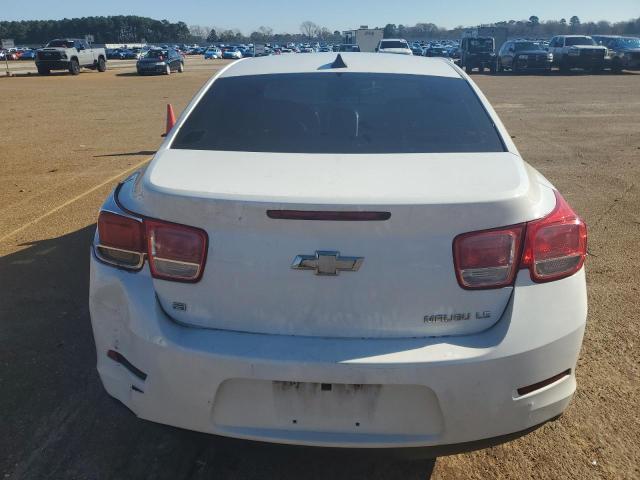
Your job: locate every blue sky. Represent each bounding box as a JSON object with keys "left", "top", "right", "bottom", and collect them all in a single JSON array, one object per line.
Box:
[{"left": 3, "top": 0, "right": 638, "bottom": 33}]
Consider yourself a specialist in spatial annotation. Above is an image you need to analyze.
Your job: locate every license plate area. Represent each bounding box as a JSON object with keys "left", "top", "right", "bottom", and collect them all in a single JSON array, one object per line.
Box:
[{"left": 211, "top": 378, "right": 443, "bottom": 436}]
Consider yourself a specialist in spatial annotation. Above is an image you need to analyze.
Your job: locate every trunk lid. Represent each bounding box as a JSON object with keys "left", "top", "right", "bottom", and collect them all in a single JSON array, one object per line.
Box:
[{"left": 121, "top": 149, "right": 555, "bottom": 338}]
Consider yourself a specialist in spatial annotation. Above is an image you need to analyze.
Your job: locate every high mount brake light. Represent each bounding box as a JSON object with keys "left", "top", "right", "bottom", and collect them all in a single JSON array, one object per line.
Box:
[
  {"left": 453, "top": 191, "right": 586, "bottom": 289},
  {"left": 96, "top": 211, "right": 208, "bottom": 282}
]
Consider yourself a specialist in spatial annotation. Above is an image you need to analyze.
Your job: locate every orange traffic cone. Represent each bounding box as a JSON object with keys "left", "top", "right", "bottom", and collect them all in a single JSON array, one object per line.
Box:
[{"left": 165, "top": 103, "right": 176, "bottom": 136}]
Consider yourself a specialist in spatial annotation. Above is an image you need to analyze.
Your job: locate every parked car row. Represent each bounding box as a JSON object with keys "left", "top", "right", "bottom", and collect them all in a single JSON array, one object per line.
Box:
[
  {"left": 106, "top": 47, "right": 144, "bottom": 60},
  {"left": 464, "top": 35, "right": 639, "bottom": 74},
  {"left": 0, "top": 47, "right": 39, "bottom": 60},
  {"left": 5, "top": 34, "right": 639, "bottom": 78}
]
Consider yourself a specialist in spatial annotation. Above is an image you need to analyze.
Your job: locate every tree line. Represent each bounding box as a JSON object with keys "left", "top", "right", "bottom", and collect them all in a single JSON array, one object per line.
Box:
[
  {"left": 0, "top": 16, "right": 191, "bottom": 44},
  {"left": 382, "top": 16, "right": 640, "bottom": 40},
  {"left": 1, "top": 15, "right": 639, "bottom": 46}
]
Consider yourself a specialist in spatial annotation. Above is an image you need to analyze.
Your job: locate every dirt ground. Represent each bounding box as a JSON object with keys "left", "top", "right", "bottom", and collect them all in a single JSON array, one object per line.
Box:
[{"left": 0, "top": 58, "right": 638, "bottom": 480}]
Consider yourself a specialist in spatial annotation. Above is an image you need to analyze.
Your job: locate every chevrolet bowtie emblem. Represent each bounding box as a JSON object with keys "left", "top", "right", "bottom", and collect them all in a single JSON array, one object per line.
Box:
[{"left": 291, "top": 251, "right": 364, "bottom": 276}]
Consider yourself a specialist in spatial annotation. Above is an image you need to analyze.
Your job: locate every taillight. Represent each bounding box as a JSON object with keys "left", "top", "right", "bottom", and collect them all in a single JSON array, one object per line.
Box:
[
  {"left": 453, "top": 225, "right": 524, "bottom": 289},
  {"left": 96, "top": 212, "right": 207, "bottom": 282},
  {"left": 145, "top": 220, "right": 207, "bottom": 282},
  {"left": 96, "top": 212, "right": 145, "bottom": 269},
  {"left": 453, "top": 191, "right": 586, "bottom": 289},
  {"left": 520, "top": 191, "right": 587, "bottom": 282}
]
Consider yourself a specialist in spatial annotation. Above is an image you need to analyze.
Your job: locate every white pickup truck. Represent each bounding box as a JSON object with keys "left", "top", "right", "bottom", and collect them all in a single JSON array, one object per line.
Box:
[{"left": 35, "top": 38, "right": 107, "bottom": 75}]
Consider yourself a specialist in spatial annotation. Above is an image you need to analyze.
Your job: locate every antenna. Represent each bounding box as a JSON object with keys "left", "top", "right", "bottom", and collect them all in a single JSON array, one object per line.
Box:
[{"left": 330, "top": 54, "right": 347, "bottom": 69}]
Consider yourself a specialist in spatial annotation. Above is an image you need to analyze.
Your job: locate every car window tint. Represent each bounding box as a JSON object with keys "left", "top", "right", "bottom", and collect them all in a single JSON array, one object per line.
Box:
[
  {"left": 172, "top": 73, "right": 505, "bottom": 154},
  {"left": 380, "top": 41, "right": 408, "bottom": 49}
]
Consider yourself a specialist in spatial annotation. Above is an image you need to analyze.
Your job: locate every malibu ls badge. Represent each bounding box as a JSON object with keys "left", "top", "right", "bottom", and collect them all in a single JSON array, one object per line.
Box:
[{"left": 291, "top": 251, "right": 363, "bottom": 276}]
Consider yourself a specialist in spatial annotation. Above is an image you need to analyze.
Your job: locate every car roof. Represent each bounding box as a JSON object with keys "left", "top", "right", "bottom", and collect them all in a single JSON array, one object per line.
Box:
[{"left": 219, "top": 53, "right": 461, "bottom": 79}]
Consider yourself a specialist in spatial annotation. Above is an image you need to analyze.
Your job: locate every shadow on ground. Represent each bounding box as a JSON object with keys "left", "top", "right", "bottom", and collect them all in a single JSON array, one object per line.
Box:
[
  {"left": 93, "top": 150, "right": 156, "bottom": 158},
  {"left": 0, "top": 226, "right": 435, "bottom": 480}
]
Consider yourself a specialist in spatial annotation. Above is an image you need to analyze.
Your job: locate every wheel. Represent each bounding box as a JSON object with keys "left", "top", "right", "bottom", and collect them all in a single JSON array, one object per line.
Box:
[
  {"left": 178, "top": 62, "right": 184, "bottom": 73},
  {"left": 165, "top": 64, "right": 171, "bottom": 75},
  {"left": 559, "top": 60, "right": 570, "bottom": 74},
  {"left": 611, "top": 59, "right": 623, "bottom": 74},
  {"left": 97, "top": 57, "right": 107, "bottom": 72},
  {"left": 69, "top": 59, "right": 80, "bottom": 75},
  {"left": 37, "top": 66, "right": 50, "bottom": 75},
  {"left": 465, "top": 64, "right": 472, "bottom": 74}
]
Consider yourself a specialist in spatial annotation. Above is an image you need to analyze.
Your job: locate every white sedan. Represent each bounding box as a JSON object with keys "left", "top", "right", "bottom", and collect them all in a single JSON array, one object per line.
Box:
[{"left": 90, "top": 53, "right": 587, "bottom": 454}]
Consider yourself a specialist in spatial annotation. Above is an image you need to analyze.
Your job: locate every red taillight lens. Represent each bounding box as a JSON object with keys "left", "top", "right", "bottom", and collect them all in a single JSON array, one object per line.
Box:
[
  {"left": 521, "top": 191, "right": 587, "bottom": 282},
  {"left": 453, "top": 225, "right": 524, "bottom": 289},
  {"left": 452, "top": 191, "right": 586, "bottom": 289},
  {"left": 145, "top": 220, "right": 207, "bottom": 282},
  {"left": 96, "top": 212, "right": 145, "bottom": 269},
  {"left": 98, "top": 212, "right": 144, "bottom": 251},
  {"left": 96, "top": 211, "right": 208, "bottom": 281}
]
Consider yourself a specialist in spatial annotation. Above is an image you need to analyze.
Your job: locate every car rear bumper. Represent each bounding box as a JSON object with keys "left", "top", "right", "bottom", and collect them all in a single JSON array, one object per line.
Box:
[
  {"left": 90, "top": 253, "right": 587, "bottom": 450},
  {"left": 137, "top": 65, "right": 168, "bottom": 74}
]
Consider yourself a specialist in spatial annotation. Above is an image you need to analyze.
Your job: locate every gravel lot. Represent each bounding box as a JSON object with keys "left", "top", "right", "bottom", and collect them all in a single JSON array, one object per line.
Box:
[{"left": 0, "top": 58, "right": 638, "bottom": 480}]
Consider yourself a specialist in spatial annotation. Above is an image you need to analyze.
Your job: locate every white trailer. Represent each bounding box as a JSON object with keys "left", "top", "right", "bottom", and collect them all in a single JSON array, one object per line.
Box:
[{"left": 343, "top": 27, "right": 384, "bottom": 53}]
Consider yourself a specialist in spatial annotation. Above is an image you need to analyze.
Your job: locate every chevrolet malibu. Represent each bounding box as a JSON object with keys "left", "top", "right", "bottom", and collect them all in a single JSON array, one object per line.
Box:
[{"left": 90, "top": 53, "right": 587, "bottom": 455}]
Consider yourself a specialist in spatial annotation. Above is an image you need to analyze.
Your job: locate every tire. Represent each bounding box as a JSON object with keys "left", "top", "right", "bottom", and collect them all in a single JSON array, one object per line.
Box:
[
  {"left": 37, "top": 66, "right": 50, "bottom": 75},
  {"left": 611, "top": 59, "right": 623, "bottom": 74},
  {"left": 178, "top": 62, "right": 184, "bottom": 73},
  {"left": 465, "top": 64, "right": 472, "bottom": 74},
  {"left": 559, "top": 59, "right": 570, "bottom": 74},
  {"left": 165, "top": 64, "right": 171, "bottom": 75},
  {"left": 69, "top": 59, "right": 80, "bottom": 75},
  {"left": 97, "top": 57, "right": 106, "bottom": 72}
]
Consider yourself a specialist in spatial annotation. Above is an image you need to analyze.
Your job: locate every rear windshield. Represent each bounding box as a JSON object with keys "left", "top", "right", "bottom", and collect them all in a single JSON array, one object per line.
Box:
[
  {"left": 146, "top": 50, "right": 168, "bottom": 58},
  {"left": 514, "top": 42, "right": 541, "bottom": 51},
  {"left": 172, "top": 73, "right": 505, "bottom": 154},
  {"left": 566, "top": 37, "right": 595, "bottom": 46},
  {"left": 380, "top": 41, "right": 408, "bottom": 49},
  {"left": 468, "top": 38, "right": 494, "bottom": 52},
  {"left": 47, "top": 40, "right": 74, "bottom": 48}
]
